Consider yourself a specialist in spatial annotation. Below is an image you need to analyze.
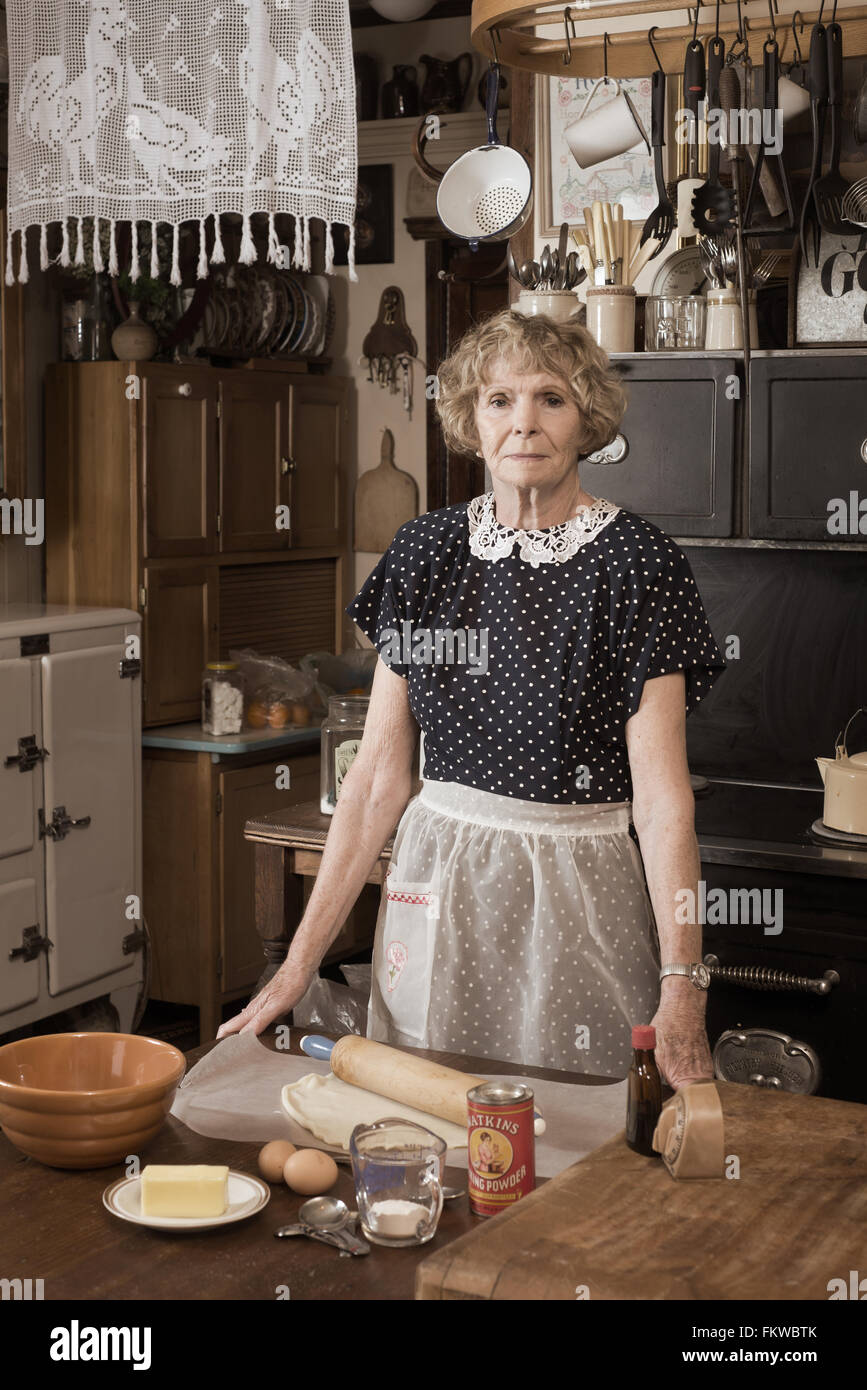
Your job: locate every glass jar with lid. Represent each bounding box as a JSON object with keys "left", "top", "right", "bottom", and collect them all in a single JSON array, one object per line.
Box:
[
  {"left": 202, "top": 661, "right": 244, "bottom": 736},
  {"left": 320, "top": 695, "right": 369, "bottom": 814}
]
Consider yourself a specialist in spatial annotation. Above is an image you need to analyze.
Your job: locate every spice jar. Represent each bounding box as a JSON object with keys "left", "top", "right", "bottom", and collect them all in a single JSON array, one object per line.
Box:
[
  {"left": 585, "top": 285, "right": 636, "bottom": 353},
  {"left": 202, "top": 661, "right": 244, "bottom": 735},
  {"left": 320, "top": 695, "right": 369, "bottom": 814}
]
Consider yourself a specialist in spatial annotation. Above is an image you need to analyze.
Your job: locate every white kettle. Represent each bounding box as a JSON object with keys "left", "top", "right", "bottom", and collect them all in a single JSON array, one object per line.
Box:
[{"left": 816, "top": 707, "right": 867, "bottom": 837}]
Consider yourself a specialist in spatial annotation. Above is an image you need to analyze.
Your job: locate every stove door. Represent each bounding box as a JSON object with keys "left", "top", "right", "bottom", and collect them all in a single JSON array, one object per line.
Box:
[{"left": 41, "top": 644, "right": 140, "bottom": 995}]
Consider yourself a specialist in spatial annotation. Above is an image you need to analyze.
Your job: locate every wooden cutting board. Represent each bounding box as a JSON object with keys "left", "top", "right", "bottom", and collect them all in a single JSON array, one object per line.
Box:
[
  {"left": 353, "top": 429, "right": 419, "bottom": 553},
  {"left": 416, "top": 1082, "right": 867, "bottom": 1300}
]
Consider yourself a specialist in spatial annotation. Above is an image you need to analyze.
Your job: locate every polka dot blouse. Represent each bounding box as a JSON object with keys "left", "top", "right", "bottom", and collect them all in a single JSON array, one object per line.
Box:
[{"left": 345, "top": 496, "right": 726, "bottom": 805}]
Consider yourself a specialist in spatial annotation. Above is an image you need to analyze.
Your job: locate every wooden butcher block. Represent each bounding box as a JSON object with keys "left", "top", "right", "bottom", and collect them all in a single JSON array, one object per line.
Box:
[{"left": 416, "top": 1082, "right": 867, "bottom": 1301}]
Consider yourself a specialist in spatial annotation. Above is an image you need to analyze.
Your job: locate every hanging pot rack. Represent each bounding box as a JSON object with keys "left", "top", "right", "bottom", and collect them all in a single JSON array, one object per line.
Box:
[{"left": 471, "top": 1, "right": 867, "bottom": 76}]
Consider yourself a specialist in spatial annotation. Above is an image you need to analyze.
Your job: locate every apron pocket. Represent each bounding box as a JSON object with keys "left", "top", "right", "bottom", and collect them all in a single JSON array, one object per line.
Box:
[{"left": 375, "top": 870, "right": 440, "bottom": 1041}]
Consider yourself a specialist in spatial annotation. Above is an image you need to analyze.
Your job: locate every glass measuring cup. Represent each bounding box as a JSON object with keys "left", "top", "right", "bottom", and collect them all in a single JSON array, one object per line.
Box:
[{"left": 349, "top": 1118, "right": 445, "bottom": 1248}]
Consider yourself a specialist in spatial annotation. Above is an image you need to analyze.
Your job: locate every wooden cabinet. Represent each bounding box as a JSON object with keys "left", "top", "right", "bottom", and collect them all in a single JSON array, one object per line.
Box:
[
  {"left": 749, "top": 354, "right": 867, "bottom": 540},
  {"left": 288, "top": 375, "right": 347, "bottom": 546},
  {"left": 142, "top": 564, "right": 218, "bottom": 725},
  {"left": 580, "top": 355, "right": 740, "bottom": 537},
  {"left": 143, "top": 742, "right": 321, "bottom": 1039},
  {"left": 141, "top": 366, "right": 219, "bottom": 558},
  {"left": 46, "top": 362, "right": 352, "bottom": 725},
  {"left": 219, "top": 373, "right": 292, "bottom": 552}
]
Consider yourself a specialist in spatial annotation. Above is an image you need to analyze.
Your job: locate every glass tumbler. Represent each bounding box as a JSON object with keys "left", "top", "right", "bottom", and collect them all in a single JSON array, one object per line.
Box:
[
  {"left": 644, "top": 295, "right": 706, "bottom": 351},
  {"left": 350, "top": 1119, "right": 445, "bottom": 1248}
]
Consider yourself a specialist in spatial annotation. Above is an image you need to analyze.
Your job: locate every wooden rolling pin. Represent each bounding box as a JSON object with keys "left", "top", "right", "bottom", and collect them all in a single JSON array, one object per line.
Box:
[{"left": 330, "top": 1036, "right": 546, "bottom": 1134}]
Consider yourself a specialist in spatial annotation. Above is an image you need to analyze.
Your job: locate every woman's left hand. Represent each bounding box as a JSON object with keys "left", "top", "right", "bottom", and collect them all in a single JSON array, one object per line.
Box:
[{"left": 650, "top": 999, "right": 714, "bottom": 1089}]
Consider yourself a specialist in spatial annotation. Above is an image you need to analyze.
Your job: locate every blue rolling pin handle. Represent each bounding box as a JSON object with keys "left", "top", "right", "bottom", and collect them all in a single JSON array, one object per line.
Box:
[
  {"left": 299, "top": 1032, "right": 546, "bottom": 1131},
  {"left": 299, "top": 1034, "right": 336, "bottom": 1061}
]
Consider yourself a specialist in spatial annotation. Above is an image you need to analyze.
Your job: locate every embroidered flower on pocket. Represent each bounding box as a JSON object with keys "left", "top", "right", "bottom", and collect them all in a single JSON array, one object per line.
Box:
[{"left": 386, "top": 940, "right": 408, "bottom": 991}]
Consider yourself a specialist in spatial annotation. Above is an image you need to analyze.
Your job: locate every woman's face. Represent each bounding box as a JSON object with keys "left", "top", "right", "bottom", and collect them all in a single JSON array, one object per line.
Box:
[{"left": 474, "top": 356, "right": 587, "bottom": 489}]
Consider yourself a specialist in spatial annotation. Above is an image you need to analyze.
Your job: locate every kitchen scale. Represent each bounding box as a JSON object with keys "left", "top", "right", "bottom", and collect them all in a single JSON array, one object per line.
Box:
[{"left": 649, "top": 243, "right": 709, "bottom": 298}]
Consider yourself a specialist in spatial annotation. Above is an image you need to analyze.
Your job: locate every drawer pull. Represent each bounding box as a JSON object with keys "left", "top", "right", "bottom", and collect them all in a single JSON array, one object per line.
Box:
[
  {"left": 703, "top": 955, "right": 839, "bottom": 995},
  {"left": 178, "top": 382, "right": 192, "bottom": 397},
  {"left": 281, "top": 456, "right": 296, "bottom": 474}
]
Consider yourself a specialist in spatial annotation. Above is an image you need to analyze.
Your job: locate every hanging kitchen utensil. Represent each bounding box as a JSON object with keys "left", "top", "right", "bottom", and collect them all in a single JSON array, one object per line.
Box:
[
  {"left": 676, "top": 28, "right": 706, "bottom": 238},
  {"left": 428, "top": 60, "right": 532, "bottom": 250},
  {"left": 742, "top": 35, "right": 796, "bottom": 236},
  {"left": 798, "top": 15, "right": 829, "bottom": 267},
  {"left": 841, "top": 177, "right": 867, "bottom": 226},
  {"left": 741, "top": 11, "right": 787, "bottom": 220},
  {"left": 692, "top": 34, "right": 735, "bottom": 233},
  {"left": 639, "top": 29, "right": 675, "bottom": 258},
  {"left": 719, "top": 64, "right": 752, "bottom": 374},
  {"left": 855, "top": 67, "right": 867, "bottom": 144},
  {"left": 813, "top": 19, "right": 854, "bottom": 233}
]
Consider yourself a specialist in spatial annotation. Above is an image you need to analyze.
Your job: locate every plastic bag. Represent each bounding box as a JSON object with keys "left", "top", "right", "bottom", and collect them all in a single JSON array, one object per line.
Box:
[
  {"left": 291, "top": 963, "right": 371, "bottom": 1036},
  {"left": 229, "top": 647, "right": 318, "bottom": 727},
  {"left": 298, "top": 650, "right": 376, "bottom": 714}
]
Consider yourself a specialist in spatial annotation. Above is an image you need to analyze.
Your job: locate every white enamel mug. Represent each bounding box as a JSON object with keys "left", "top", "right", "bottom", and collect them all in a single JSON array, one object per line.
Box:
[
  {"left": 777, "top": 74, "right": 812, "bottom": 124},
  {"left": 565, "top": 77, "right": 650, "bottom": 169}
]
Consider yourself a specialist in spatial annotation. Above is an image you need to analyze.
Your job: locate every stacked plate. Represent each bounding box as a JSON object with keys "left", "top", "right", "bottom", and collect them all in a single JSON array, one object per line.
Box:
[{"left": 198, "top": 265, "right": 330, "bottom": 359}]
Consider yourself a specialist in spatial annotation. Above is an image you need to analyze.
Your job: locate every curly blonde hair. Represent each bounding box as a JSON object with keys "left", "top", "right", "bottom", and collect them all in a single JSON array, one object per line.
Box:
[{"left": 434, "top": 309, "right": 627, "bottom": 460}]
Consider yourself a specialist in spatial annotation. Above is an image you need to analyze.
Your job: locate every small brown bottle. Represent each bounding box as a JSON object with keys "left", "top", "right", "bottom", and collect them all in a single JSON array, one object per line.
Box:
[{"left": 625, "top": 1024, "right": 662, "bottom": 1157}]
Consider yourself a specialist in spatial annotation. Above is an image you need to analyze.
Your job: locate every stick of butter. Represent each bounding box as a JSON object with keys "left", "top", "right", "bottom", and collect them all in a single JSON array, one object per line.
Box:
[{"left": 140, "top": 1164, "right": 229, "bottom": 1218}]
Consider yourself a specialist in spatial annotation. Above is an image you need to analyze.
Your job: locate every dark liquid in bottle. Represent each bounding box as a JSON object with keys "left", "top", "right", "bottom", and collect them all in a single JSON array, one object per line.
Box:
[{"left": 626, "top": 1048, "right": 662, "bottom": 1158}]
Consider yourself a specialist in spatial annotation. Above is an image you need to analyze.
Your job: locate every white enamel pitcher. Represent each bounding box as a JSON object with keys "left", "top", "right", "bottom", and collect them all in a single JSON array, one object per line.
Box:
[{"left": 816, "top": 706, "right": 867, "bottom": 836}]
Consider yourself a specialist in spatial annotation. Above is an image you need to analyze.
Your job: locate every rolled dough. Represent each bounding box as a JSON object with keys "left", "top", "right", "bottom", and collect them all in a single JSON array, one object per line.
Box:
[{"left": 281, "top": 1072, "right": 468, "bottom": 1151}]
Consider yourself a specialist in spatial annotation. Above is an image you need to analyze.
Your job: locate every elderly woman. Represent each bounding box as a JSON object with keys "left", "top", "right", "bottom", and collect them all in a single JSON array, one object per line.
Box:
[{"left": 219, "top": 309, "right": 725, "bottom": 1088}]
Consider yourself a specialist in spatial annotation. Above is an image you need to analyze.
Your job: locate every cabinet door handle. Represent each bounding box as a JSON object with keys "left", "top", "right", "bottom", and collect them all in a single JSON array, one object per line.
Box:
[
  {"left": 178, "top": 382, "right": 193, "bottom": 397},
  {"left": 860, "top": 438, "right": 867, "bottom": 464},
  {"left": 281, "top": 456, "right": 296, "bottom": 474}
]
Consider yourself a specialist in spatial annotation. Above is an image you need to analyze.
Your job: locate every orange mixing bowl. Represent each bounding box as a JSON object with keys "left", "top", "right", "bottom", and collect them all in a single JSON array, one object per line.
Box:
[{"left": 0, "top": 1032, "right": 186, "bottom": 1169}]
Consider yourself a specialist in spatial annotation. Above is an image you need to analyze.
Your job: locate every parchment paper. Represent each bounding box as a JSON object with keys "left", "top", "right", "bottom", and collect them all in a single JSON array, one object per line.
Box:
[{"left": 169, "top": 1032, "right": 629, "bottom": 1179}]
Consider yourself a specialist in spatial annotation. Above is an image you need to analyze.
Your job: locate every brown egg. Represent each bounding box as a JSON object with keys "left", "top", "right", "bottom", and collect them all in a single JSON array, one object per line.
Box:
[
  {"left": 258, "top": 1140, "right": 297, "bottom": 1183},
  {"left": 289, "top": 702, "right": 311, "bottom": 726},
  {"left": 247, "top": 701, "right": 269, "bottom": 729},
  {"left": 267, "top": 702, "right": 290, "bottom": 728},
  {"left": 283, "top": 1148, "right": 338, "bottom": 1195}
]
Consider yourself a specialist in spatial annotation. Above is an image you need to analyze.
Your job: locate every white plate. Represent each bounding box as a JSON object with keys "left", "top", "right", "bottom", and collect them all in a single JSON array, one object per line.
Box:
[{"left": 103, "top": 1171, "right": 270, "bottom": 1231}]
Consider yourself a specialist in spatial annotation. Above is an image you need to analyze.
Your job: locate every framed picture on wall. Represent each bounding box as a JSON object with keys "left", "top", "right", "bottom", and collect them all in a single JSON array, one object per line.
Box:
[
  {"left": 537, "top": 72, "right": 667, "bottom": 238},
  {"left": 333, "top": 163, "right": 394, "bottom": 266}
]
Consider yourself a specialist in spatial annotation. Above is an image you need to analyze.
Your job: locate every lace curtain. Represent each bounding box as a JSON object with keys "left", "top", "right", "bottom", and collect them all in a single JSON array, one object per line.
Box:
[{"left": 5, "top": 0, "right": 358, "bottom": 285}]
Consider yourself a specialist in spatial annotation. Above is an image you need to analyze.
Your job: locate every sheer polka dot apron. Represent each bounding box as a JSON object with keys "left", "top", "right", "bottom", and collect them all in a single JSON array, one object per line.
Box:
[{"left": 368, "top": 779, "right": 661, "bottom": 1078}]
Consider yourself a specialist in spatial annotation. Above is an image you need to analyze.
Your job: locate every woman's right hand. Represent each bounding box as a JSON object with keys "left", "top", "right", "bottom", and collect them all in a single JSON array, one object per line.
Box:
[{"left": 215, "top": 959, "right": 314, "bottom": 1040}]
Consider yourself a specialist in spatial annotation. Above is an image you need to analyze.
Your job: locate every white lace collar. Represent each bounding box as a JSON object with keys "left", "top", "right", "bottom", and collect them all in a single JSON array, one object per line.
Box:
[{"left": 467, "top": 491, "right": 620, "bottom": 567}]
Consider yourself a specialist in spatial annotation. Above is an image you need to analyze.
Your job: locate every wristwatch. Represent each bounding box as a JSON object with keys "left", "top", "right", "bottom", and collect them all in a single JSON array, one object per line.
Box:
[{"left": 659, "top": 962, "right": 711, "bottom": 990}]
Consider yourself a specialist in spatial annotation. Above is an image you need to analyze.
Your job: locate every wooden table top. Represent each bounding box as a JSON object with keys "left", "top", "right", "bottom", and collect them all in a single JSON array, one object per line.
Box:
[
  {"left": 0, "top": 1028, "right": 609, "bottom": 1302},
  {"left": 242, "top": 784, "right": 422, "bottom": 849}
]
